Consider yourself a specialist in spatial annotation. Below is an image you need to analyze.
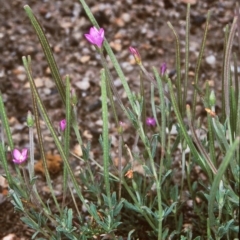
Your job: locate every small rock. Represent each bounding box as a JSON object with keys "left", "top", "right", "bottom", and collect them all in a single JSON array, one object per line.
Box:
[
  {"left": 95, "top": 119, "right": 103, "bottom": 126},
  {"left": 121, "top": 13, "right": 131, "bottom": 23},
  {"left": 16, "top": 73, "right": 26, "bottom": 81},
  {"left": 114, "top": 17, "right": 125, "bottom": 27},
  {"left": 74, "top": 80, "right": 90, "bottom": 90},
  {"left": 110, "top": 40, "right": 122, "bottom": 52},
  {"left": 13, "top": 66, "right": 26, "bottom": 81},
  {"left": 73, "top": 144, "right": 83, "bottom": 156},
  {"left": 2, "top": 234, "right": 17, "bottom": 240},
  {"left": 44, "top": 78, "right": 55, "bottom": 88},
  {"left": 43, "top": 88, "right": 51, "bottom": 95},
  {"left": 114, "top": 78, "right": 122, "bottom": 87},
  {"left": 80, "top": 55, "right": 90, "bottom": 63},
  {"left": 180, "top": 0, "right": 197, "bottom": 5},
  {"left": 83, "top": 130, "right": 93, "bottom": 140},
  {"left": 205, "top": 55, "right": 216, "bottom": 67},
  {"left": 121, "top": 62, "right": 133, "bottom": 72}
]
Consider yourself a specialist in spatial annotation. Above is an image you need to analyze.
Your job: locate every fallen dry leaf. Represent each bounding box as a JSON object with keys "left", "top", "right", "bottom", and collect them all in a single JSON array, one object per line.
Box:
[{"left": 34, "top": 153, "right": 62, "bottom": 175}]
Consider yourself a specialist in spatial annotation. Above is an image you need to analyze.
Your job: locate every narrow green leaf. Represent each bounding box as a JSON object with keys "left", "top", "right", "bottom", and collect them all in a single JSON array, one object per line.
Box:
[
  {"left": 0, "top": 91, "right": 14, "bottom": 151},
  {"left": 208, "top": 137, "right": 240, "bottom": 227},
  {"left": 192, "top": 11, "right": 211, "bottom": 118},
  {"left": 167, "top": 22, "right": 182, "bottom": 114},
  {"left": 223, "top": 16, "right": 238, "bottom": 117},
  {"left": 24, "top": 5, "right": 65, "bottom": 105},
  {"left": 101, "top": 69, "right": 111, "bottom": 208}
]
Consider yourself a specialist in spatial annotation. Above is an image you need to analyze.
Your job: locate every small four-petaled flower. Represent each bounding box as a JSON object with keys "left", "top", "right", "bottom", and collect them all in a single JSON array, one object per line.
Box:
[
  {"left": 12, "top": 148, "right": 28, "bottom": 164},
  {"left": 59, "top": 119, "right": 67, "bottom": 131},
  {"left": 146, "top": 117, "right": 156, "bottom": 127},
  {"left": 84, "top": 26, "right": 105, "bottom": 48}
]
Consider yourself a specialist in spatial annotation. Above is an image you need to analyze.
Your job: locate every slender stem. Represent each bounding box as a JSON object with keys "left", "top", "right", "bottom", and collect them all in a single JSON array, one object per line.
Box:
[
  {"left": 117, "top": 131, "right": 123, "bottom": 200},
  {"left": 183, "top": 4, "right": 190, "bottom": 116},
  {"left": 167, "top": 21, "right": 182, "bottom": 114},
  {"left": 0, "top": 144, "right": 12, "bottom": 185},
  {"left": 62, "top": 76, "right": 71, "bottom": 208},
  {"left": 140, "top": 71, "right": 146, "bottom": 133},
  {"left": 223, "top": 17, "right": 238, "bottom": 117},
  {"left": 28, "top": 125, "right": 34, "bottom": 180},
  {"left": 192, "top": 11, "right": 211, "bottom": 118},
  {"left": 101, "top": 69, "right": 112, "bottom": 208},
  {"left": 0, "top": 91, "right": 14, "bottom": 151},
  {"left": 24, "top": 5, "right": 65, "bottom": 104}
]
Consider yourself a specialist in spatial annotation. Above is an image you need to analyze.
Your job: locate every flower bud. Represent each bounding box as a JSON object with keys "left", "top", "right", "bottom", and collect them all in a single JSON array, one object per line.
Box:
[
  {"left": 59, "top": 119, "right": 67, "bottom": 131},
  {"left": 26, "top": 111, "right": 34, "bottom": 127},
  {"left": 209, "top": 90, "right": 216, "bottom": 107},
  {"left": 129, "top": 46, "right": 142, "bottom": 65},
  {"left": 160, "top": 62, "right": 167, "bottom": 76}
]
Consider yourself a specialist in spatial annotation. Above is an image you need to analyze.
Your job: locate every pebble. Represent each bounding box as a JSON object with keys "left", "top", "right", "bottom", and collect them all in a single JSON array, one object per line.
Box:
[
  {"left": 0, "top": 69, "right": 4, "bottom": 78},
  {"left": 114, "top": 78, "right": 122, "bottom": 87},
  {"left": 205, "top": 55, "right": 216, "bottom": 67},
  {"left": 83, "top": 130, "right": 93, "bottom": 140},
  {"left": 2, "top": 234, "right": 17, "bottom": 240},
  {"left": 13, "top": 66, "right": 26, "bottom": 81},
  {"left": 95, "top": 119, "right": 103, "bottom": 126},
  {"left": 110, "top": 40, "right": 122, "bottom": 52},
  {"left": 180, "top": 0, "right": 197, "bottom": 5},
  {"left": 44, "top": 77, "right": 55, "bottom": 88},
  {"left": 16, "top": 73, "right": 26, "bottom": 81},
  {"left": 80, "top": 55, "right": 90, "bottom": 63},
  {"left": 74, "top": 79, "right": 90, "bottom": 90},
  {"left": 73, "top": 144, "right": 83, "bottom": 156},
  {"left": 121, "top": 62, "right": 133, "bottom": 72},
  {"left": 43, "top": 88, "right": 51, "bottom": 95},
  {"left": 121, "top": 13, "right": 131, "bottom": 23}
]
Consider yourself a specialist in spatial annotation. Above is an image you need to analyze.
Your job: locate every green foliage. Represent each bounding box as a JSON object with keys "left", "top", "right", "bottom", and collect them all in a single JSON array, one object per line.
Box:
[{"left": 0, "top": 1, "right": 239, "bottom": 240}]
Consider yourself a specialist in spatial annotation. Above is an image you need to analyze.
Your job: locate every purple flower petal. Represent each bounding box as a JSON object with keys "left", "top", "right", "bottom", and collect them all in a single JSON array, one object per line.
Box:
[
  {"left": 59, "top": 119, "right": 67, "bottom": 131},
  {"left": 12, "top": 148, "right": 28, "bottom": 164},
  {"left": 160, "top": 62, "right": 167, "bottom": 75},
  {"left": 13, "top": 149, "right": 21, "bottom": 160},
  {"left": 85, "top": 27, "right": 105, "bottom": 48},
  {"left": 22, "top": 148, "right": 28, "bottom": 158},
  {"left": 146, "top": 117, "right": 156, "bottom": 127}
]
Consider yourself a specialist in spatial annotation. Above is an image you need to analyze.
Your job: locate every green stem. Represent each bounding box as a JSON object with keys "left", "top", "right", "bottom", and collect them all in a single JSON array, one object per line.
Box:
[
  {"left": 223, "top": 17, "right": 238, "bottom": 117},
  {"left": 192, "top": 11, "right": 211, "bottom": 118},
  {"left": 100, "top": 69, "right": 112, "bottom": 209},
  {"left": 0, "top": 91, "right": 14, "bottom": 151},
  {"left": 183, "top": 4, "right": 190, "bottom": 116},
  {"left": 24, "top": 5, "right": 65, "bottom": 104},
  {"left": 167, "top": 21, "right": 182, "bottom": 114}
]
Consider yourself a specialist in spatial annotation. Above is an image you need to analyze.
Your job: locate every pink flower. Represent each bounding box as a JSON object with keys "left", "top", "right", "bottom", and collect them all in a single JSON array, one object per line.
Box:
[
  {"left": 129, "top": 46, "right": 141, "bottom": 65},
  {"left": 160, "top": 62, "right": 167, "bottom": 76},
  {"left": 146, "top": 117, "right": 156, "bottom": 127},
  {"left": 59, "top": 119, "right": 67, "bottom": 131},
  {"left": 84, "top": 26, "right": 104, "bottom": 48},
  {"left": 12, "top": 148, "right": 28, "bottom": 164}
]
